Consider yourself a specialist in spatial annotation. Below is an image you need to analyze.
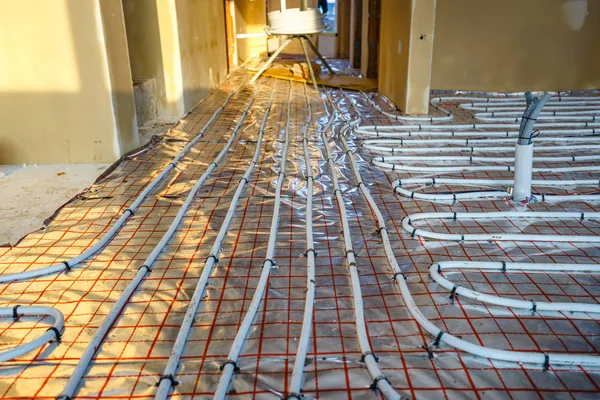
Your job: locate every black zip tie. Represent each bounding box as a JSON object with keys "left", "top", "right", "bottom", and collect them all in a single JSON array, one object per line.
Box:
[
  {"left": 125, "top": 209, "right": 135, "bottom": 216},
  {"left": 206, "top": 254, "right": 220, "bottom": 264},
  {"left": 541, "top": 193, "right": 546, "bottom": 202},
  {"left": 460, "top": 234, "right": 465, "bottom": 242},
  {"left": 580, "top": 212, "right": 585, "bottom": 221},
  {"left": 531, "top": 300, "right": 537, "bottom": 313},
  {"left": 62, "top": 261, "right": 71, "bottom": 271},
  {"left": 239, "top": 177, "right": 249, "bottom": 184},
  {"left": 156, "top": 374, "right": 180, "bottom": 387},
  {"left": 170, "top": 161, "right": 177, "bottom": 168},
  {"left": 410, "top": 228, "right": 417, "bottom": 238},
  {"left": 453, "top": 194, "right": 457, "bottom": 204},
  {"left": 56, "top": 396, "right": 72, "bottom": 400},
  {"left": 431, "top": 178, "right": 436, "bottom": 185},
  {"left": 410, "top": 191, "right": 415, "bottom": 199},
  {"left": 46, "top": 327, "right": 62, "bottom": 343},
  {"left": 375, "top": 226, "right": 388, "bottom": 236},
  {"left": 361, "top": 351, "right": 379, "bottom": 363},
  {"left": 391, "top": 164, "right": 396, "bottom": 171},
  {"left": 12, "top": 305, "right": 20, "bottom": 321},
  {"left": 452, "top": 212, "right": 457, "bottom": 221},
  {"left": 543, "top": 354, "right": 550, "bottom": 371},
  {"left": 333, "top": 188, "right": 342, "bottom": 196},
  {"left": 370, "top": 375, "right": 390, "bottom": 391},
  {"left": 305, "top": 176, "right": 314, "bottom": 182},
  {"left": 392, "top": 271, "right": 407, "bottom": 282},
  {"left": 501, "top": 261, "right": 507, "bottom": 273},
  {"left": 421, "top": 345, "right": 434, "bottom": 360},
  {"left": 139, "top": 265, "right": 152, "bottom": 273},
  {"left": 264, "top": 259, "right": 276, "bottom": 268},
  {"left": 220, "top": 359, "right": 240, "bottom": 372},
  {"left": 346, "top": 249, "right": 356, "bottom": 257},
  {"left": 285, "top": 393, "right": 303, "bottom": 400},
  {"left": 357, "top": 181, "right": 365, "bottom": 189},
  {"left": 433, "top": 331, "right": 445, "bottom": 347},
  {"left": 449, "top": 285, "right": 460, "bottom": 302},
  {"left": 304, "top": 248, "right": 317, "bottom": 257}
]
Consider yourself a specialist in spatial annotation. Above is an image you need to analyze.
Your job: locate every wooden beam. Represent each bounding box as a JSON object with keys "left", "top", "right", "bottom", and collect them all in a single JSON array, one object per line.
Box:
[
  {"left": 349, "top": 0, "right": 363, "bottom": 68},
  {"left": 360, "top": 0, "right": 380, "bottom": 78}
]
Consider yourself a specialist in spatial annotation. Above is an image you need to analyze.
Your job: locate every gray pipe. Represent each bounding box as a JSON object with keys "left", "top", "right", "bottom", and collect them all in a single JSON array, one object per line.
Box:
[{"left": 517, "top": 91, "right": 552, "bottom": 145}]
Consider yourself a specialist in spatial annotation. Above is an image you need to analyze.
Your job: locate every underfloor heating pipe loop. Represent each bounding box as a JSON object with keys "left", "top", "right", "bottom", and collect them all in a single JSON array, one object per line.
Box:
[
  {"left": 402, "top": 211, "right": 600, "bottom": 243},
  {"left": 361, "top": 91, "right": 454, "bottom": 123},
  {"left": 0, "top": 306, "right": 65, "bottom": 362},
  {"left": 512, "top": 92, "right": 551, "bottom": 202},
  {"left": 287, "top": 84, "right": 320, "bottom": 398},
  {"left": 213, "top": 83, "right": 294, "bottom": 400},
  {"left": 341, "top": 91, "right": 600, "bottom": 369},
  {"left": 154, "top": 82, "right": 276, "bottom": 400},
  {"left": 57, "top": 83, "right": 259, "bottom": 400},
  {"left": 324, "top": 89, "right": 401, "bottom": 400},
  {"left": 430, "top": 261, "right": 600, "bottom": 314},
  {"left": 391, "top": 178, "right": 600, "bottom": 203},
  {"left": 353, "top": 122, "right": 600, "bottom": 137},
  {"left": 363, "top": 141, "right": 600, "bottom": 153},
  {"left": 0, "top": 84, "right": 244, "bottom": 284}
]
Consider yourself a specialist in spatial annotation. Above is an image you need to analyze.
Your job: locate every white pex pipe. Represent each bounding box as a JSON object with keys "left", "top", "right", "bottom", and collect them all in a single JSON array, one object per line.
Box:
[
  {"left": 354, "top": 122, "right": 600, "bottom": 136},
  {"left": 373, "top": 158, "right": 600, "bottom": 173},
  {"left": 374, "top": 154, "right": 600, "bottom": 163},
  {"left": 402, "top": 211, "right": 600, "bottom": 243},
  {"left": 325, "top": 89, "right": 400, "bottom": 400},
  {"left": 463, "top": 104, "right": 600, "bottom": 112},
  {"left": 343, "top": 91, "right": 600, "bottom": 369},
  {"left": 361, "top": 91, "right": 454, "bottom": 123},
  {"left": 430, "top": 261, "right": 600, "bottom": 313},
  {"left": 362, "top": 141, "right": 600, "bottom": 153},
  {"left": 153, "top": 84, "right": 276, "bottom": 400},
  {"left": 213, "top": 83, "right": 294, "bottom": 400},
  {"left": 0, "top": 306, "right": 64, "bottom": 362},
  {"left": 0, "top": 84, "right": 244, "bottom": 284},
  {"left": 57, "top": 85, "right": 259, "bottom": 400},
  {"left": 287, "top": 84, "right": 324, "bottom": 399},
  {"left": 392, "top": 178, "right": 600, "bottom": 203}
]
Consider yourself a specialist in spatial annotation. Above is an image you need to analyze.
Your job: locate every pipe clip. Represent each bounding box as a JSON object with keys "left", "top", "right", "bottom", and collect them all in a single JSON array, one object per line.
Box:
[
  {"left": 392, "top": 271, "right": 407, "bottom": 282},
  {"left": 220, "top": 359, "right": 240, "bottom": 372},
  {"left": 156, "top": 374, "right": 180, "bottom": 387},
  {"left": 449, "top": 285, "right": 460, "bottom": 303},
  {"left": 360, "top": 351, "right": 379, "bottom": 363},
  {"left": 433, "top": 331, "right": 446, "bottom": 347},
  {"left": 285, "top": 392, "right": 304, "bottom": 400},
  {"left": 12, "top": 305, "right": 20, "bottom": 321},
  {"left": 421, "top": 345, "right": 435, "bottom": 360},
  {"left": 370, "top": 375, "right": 391, "bottom": 391},
  {"left": 543, "top": 354, "right": 551, "bottom": 371},
  {"left": 206, "top": 254, "right": 220, "bottom": 264},
  {"left": 304, "top": 248, "right": 317, "bottom": 257},
  {"left": 375, "top": 226, "right": 388, "bottom": 237},
  {"left": 62, "top": 261, "right": 72, "bottom": 271},
  {"left": 46, "top": 327, "right": 62, "bottom": 343}
]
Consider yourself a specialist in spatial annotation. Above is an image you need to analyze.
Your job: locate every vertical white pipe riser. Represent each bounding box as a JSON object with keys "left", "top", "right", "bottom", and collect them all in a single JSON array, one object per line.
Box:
[{"left": 512, "top": 143, "right": 534, "bottom": 202}]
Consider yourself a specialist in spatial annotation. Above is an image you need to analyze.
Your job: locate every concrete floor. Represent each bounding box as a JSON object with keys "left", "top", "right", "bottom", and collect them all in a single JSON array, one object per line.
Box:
[{"left": 0, "top": 164, "right": 110, "bottom": 246}]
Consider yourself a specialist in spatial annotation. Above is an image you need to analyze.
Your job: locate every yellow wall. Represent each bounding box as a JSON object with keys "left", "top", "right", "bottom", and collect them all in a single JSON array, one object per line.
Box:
[
  {"left": 176, "top": 0, "right": 228, "bottom": 111},
  {"left": 379, "top": 0, "right": 436, "bottom": 114},
  {"left": 0, "top": 0, "right": 138, "bottom": 164},
  {"left": 123, "top": 0, "right": 228, "bottom": 117},
  {"left": 431, "top": 0, "right": 600, "bottom": 91}
]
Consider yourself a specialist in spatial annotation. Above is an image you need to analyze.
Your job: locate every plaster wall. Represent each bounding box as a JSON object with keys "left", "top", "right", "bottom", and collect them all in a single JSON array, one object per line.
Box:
[
  {"left": 431, "top": 0, "right": 600, "bottom": 91},
  {"left": 0, "top": 0, "right": 138, "bottom": 164}
]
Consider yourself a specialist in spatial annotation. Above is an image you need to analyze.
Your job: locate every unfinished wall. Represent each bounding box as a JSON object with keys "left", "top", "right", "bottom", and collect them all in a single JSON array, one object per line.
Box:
[
  {"left": 123, "top": 0, "right": 228, "bottom": 116},
  {"left": 0, "top": 0, "right": 138, "bottom": 164},
  {"left": 176, "top": 0, "right": 228, "bottom": 111},
  {"left": 379, "top": 0, "right": 436, "bottom": 114},
  {"left": 431, "top": 0, "right": 600, "bottom": 91},
  {"left": 378, "top": 1, "right": 411, "bottom": 111}
]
